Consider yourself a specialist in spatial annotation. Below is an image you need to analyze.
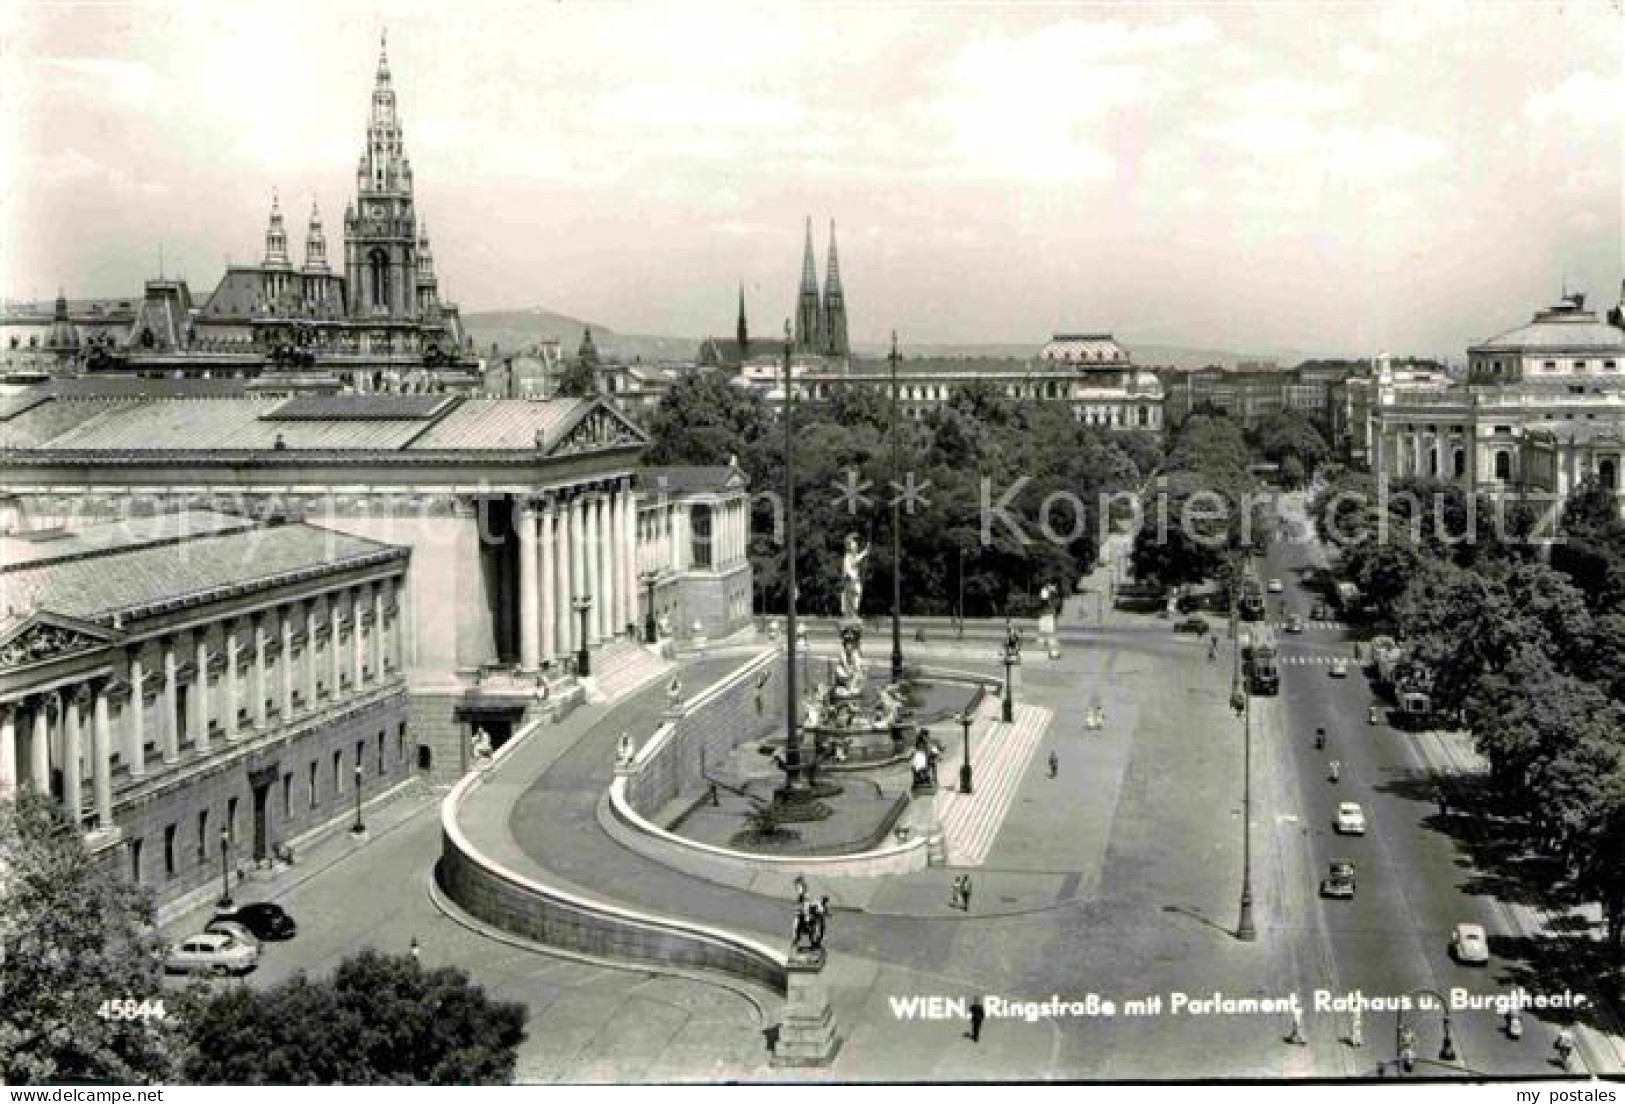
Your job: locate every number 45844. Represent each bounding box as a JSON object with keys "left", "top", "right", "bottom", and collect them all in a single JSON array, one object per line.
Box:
[{"left": 97, "top": 998, "right": 166, "bottom": 1021}]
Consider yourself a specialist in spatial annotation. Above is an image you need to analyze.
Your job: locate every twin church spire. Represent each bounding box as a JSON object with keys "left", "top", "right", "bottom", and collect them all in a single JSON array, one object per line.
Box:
[{"left": 792, "top": 217, "right": 849, "bottom": 357}]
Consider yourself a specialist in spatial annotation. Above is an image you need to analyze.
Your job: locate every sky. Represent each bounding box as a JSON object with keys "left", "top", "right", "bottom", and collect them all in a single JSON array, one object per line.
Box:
[{"left": 2, "top": 0, "right": 1621, "bottom": 358}]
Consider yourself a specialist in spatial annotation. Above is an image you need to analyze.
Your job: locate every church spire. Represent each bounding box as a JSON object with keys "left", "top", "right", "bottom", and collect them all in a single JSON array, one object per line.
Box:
[
  {"left": 736, "top": 281, "right": 749, "bottom": 357},
  {"left": 264, "top": 190, "right": 290, "bottom": 269},
  {"left": 302, "top": 198, "right": 329, "bottom": 273},
  {"left": 794, "top": 216, "right": 822, "bottom": 353},
  {"left": 360, "top": 28, "right": 408, "bottom": 195},
  {"left": 821, "top": 219, "right": 848, "bottom": 357}
]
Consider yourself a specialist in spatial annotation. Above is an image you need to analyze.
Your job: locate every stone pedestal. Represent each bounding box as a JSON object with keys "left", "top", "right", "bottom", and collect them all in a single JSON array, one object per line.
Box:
[{"left": 773, "top": 950, "right": 842, "bottom": 1068}]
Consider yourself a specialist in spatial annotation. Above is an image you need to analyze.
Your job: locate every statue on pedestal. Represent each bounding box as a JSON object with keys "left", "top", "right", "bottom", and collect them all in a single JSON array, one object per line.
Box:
[
  {"left": 839, "top": 533, "right": 869, "bottom": 621},
  {"left": 831, "top": 626, "right": 866, "bottom": 703}
]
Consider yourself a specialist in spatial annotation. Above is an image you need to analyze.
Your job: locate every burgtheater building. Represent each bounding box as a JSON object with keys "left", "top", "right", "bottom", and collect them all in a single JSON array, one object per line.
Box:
[
  {"left": 0, "top": 36, "right": 474, "bottom": 392},
  {"left": 0, "top": 389, "right": 754, "bottom": 808},
  {"left": 1369, "top": 287, "right": 1625, "bottom": 511}
]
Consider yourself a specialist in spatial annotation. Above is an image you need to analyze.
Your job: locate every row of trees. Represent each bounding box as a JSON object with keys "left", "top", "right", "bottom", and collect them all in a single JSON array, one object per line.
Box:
[
  {"left": 1, "top": 794, "right": 527, "bottom": 1085},
  {"left": 644, "top": 371, "right": 1160, "bottom": 618},
  {"left": 1310, "top": 473, "right": 1625, "bottom": 956}
]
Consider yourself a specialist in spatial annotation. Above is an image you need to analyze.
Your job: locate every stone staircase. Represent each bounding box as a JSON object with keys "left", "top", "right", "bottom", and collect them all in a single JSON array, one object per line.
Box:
[
  {"left": 934, "top": 699, "right": 1053, "bottom": 866},
  {"left": 589, "top": 637, "right": 673, "bottom": 704}
]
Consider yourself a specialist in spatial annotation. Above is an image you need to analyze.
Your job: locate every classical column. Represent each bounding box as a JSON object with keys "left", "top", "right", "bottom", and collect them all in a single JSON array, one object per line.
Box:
[
  {"left": 0, "top": 704, "right": 16, "bottom": 799},
  {"left": 539, "top": 504, "right": 557, "bottom": 662},
  {"left": 191, "top": 628, "right": 211, "bottom": 751},
  {"left": 221, "top": 623, "right": 239, "bottom": 741},
  {"left": 600, "top": 494, "right": 616, "bottom": 638},
  {"left": 373, "top": 582, "right": 386, "bottom": 676},
  {"left": 162, "top": 637, "right": 180, "bottom": 762},
  {"left": 329, "top": 594, "right": 344, "bottom": 696},
  {"left": 253, "top": 614, "right": 269, "bottom": 729},
  {"left": 125, "top": 648, "right": 147, "bottom": 775},
  {"left": 555, "top": 498, "right": 573, "bottom": 654},
  {"left": 351, "top": 588, "right": 365, "bottom": 689},
  {"left": 30, "top": 703, "right": 50, "bottom": 792},
  {"left": 587, "top": 496, "right": 605, "bottom": 642},
  {"left": 622, "top": 485, "right": 638, "bottom": 628},
  {"left": 63, "top": 689, "right": 83, "bottom": 824},
  {"left": 281, "top": 605, "right": 297, "bottom": 716},
  {"left": 569, "top": 496, "right": 587, "bottom": 650},
  {"left": 92, "top": 685, "right": 112, "bottom": 830},
  {"left": 305, "top": 600, "right": 320, "bottom": 704},
  {"left": 517, "top": 499, "right": 540, "bottom": 671},
  {"left": 387, "top": 578, "right": 405, "bottom": 672}
]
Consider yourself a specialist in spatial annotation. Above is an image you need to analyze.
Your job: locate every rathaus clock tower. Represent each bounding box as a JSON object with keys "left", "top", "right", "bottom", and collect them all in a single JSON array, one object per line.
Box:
[{"left": 344, "top": 32, "right": 418, "bottom": 321}]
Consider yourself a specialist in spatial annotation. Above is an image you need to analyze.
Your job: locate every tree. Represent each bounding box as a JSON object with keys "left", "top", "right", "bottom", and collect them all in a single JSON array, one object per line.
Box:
[
  {"left": 552, "top": 356, "right": 599, "bottom": 399},
  {"left": 0, "top": 793, "right": 179, "bottom": 1084},
  {"left": 643, "top": 370, "right": 771, "bottom": 467},
  {"left": 178, "top": 950, "right": 526, "bottom": 1084}
]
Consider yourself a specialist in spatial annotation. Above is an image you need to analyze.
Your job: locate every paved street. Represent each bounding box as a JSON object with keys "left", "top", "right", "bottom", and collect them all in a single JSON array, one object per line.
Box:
[{"left": 1257, "top": 490, "right": 1624, "bottom": 1077}]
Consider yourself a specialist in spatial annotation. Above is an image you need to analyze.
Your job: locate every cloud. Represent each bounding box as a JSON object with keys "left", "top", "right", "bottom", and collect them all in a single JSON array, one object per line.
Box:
[{"left": 1524, "top": 70, "right": 1624, "bottom": 129}]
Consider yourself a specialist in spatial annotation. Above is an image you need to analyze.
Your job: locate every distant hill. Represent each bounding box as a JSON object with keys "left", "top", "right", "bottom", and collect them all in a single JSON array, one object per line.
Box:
[
  {"left": 463, "top": 308, "right": 699, "bottom": 363},
  {"left": 466, "top": 308, "right": 1307, "bottom": 370}
]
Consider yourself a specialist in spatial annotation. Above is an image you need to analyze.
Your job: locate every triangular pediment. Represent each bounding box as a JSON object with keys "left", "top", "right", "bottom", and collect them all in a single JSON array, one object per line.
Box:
[
  {"left": 0, "top": 609, "right": 120, "bottom": 669},
  {"left": 545, "top": 398, "right": 650, "bottom": 457}
]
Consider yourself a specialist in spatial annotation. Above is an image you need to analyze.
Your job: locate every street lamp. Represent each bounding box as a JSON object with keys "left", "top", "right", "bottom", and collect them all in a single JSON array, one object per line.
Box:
[
  {"left": 780, "top": 320, "right": 807, "bottom": 799},
  {"left": 351, "top": 761, "right": 365, "bottom": 835},
  {"left": 640, "top": 569, "right": 659, "bottom": 644},
  {"left": 958, "top": 710, "right": 974, "bottom": 794},
  {"left": 216, "top": 827, "right": 233, "bottom": 909},
  {"left": 1235, "top": 681, "right": 1257, "bottom": 941},
  {"left": 1001, "top": 641, "right": 1016, "bottom": 724},
  {"left": 889, "top": 330, "right": 904, "bottom": 684},
  {"left": 573, "top": 595, "right": 593, "bottom": 677}
]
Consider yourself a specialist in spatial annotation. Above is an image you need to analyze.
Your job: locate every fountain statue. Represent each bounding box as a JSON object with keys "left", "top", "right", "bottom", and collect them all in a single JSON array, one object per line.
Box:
[{"left": 839, "top": 533, "right": 868, "bottom": 621}]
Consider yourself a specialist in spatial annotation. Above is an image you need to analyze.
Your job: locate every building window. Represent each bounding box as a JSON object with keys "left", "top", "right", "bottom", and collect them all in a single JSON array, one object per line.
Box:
[
  {"left": 1494, "top": 451, "right": 1512, "bottom": 481},
  {"left": 282, "top": 772, "right": 292, "bottom": 820},
  {"left": 1453, "top": 448, "right": 1466, "bottom": 478},
  {"left": 1544, "top": 361, "right": 1557, "bottom": 371},
  {"left": 334, "top": 749, "right": 344, "bottom": 794},
  {"left": 129, "top": 837, "right": 143, "bottom": 884},
  {"left": 1574, "top": 361, "right": 1586, "bottom": 370},
  {"left": 164, "top": 824, "right": 176, "bottom": 880},
  {"left": 378, "top": 731, "right": 385, "bottom": 774},
  {"left": 196, "top": 810, "right": 209, "bottom": 867},
  {"left": 227, "top": 796, "right": 238, "bottom": 844},
  {"left": 1601, "top": 458, "right": 1618, "bottom": 490},
  {"left": 1606, "top": 361, "right": 1618, "bottom": 371},
  {"left": 309, "top": 761, "right": 320, "bottom": 808},
  {"left": 398, "top": 722, "right": 407, "bottom": 764}
]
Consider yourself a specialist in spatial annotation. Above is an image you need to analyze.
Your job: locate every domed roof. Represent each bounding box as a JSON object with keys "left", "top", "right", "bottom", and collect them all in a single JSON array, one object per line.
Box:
[{"left": 46, "top": 292, "right": 80, "bottom": 351}]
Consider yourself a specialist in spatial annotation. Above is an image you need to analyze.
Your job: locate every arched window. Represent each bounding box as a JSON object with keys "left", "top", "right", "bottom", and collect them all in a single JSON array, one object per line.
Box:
[{"left": 368, "top": 248, "right": 390, "bottom": 310}]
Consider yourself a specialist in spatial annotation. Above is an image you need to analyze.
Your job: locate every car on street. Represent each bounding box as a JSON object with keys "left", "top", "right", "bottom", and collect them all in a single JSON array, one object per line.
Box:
[
  {"left": 1335, "top": 801, "right": 1367, "bottom": 835},
  {"left": 1329, "top": 658, "right": 1348, "bottom": 678},
  {"left": 1319, "top": 860, "right": 1356, "bottom": 899},
  {"left": 1450, "top": 922, "right": 1490, "bottom": 964},
  {"left": 1285, "top": 614, "right": 1304, "bottom": 634},
  {"left": 164, "top": 930, "right": 259, "bottom": 976},
  {"left": 1267, "top": 578, "right": 1284, "bottom": 593},
  {"left": 1174, "top": 615, "right": 1210, "bottom": 636},
  {"left": 210, "top": 901, "right": 297, "bottom": 941}
]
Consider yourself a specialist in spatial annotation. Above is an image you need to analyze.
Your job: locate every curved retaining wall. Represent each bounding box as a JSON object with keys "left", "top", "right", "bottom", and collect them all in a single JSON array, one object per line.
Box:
[{"left": 437, "top": 730, "right": 788, "bottom": 997}]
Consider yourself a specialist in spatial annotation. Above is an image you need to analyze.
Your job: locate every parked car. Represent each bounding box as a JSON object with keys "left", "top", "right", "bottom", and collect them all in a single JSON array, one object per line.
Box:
[
  {"left": 1450, "top": 922, "right": 1490, "bottom": 964},
  {"left": 1175, "top": 616, "right": 1210, "bottom": 636},
  {"left": 165, "top": 930, "right": 259, "bottom": 976},
  {"left": 1267, "top": 578, "right": 1284, "bottom": 594},
  {"left": 210, "top": 901, "right": 297, "bottom": 942},
  {"left": 1329, "top": 658, "right": 1348, "bottom": 678},
  {"left": 1285, "top": 614, "right": 1305, "bottom": 634},
  {"left": 1335, "top": 801, "right": 1367, "bottom": 835},
  {"left": 1319, "top": 860, "right": 1357, "bottom": 899}
]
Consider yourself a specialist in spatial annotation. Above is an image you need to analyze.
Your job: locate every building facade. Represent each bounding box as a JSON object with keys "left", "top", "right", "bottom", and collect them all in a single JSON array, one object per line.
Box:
[
  {"left": 0, "top": 36, "right": 473, "bottom": 393},
  {"left": 1370, "top": 288, "right": 1625, "bottom": 512},
  {"left": 0, "top": 512, "right": 410, "bottom": 913},
  {"left": 1, "top": 389, "right": 754, "bottom": 780}
]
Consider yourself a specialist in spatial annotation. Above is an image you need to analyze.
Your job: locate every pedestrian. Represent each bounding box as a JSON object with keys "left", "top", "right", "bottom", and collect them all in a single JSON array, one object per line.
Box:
[
  {"left": 1436, "top": 790, "right": 1449, "bottom": 819},
  {"left": 410, "top": 935, "right": 420, "bottom": 963},
  {"left": 1287, "top": 1008, "right": 1306, "bottom": 1045},
  {"left": 961, "top": 874, "right": 973, "bottom": 912},
  {"left": 949, "top": 875, "right": 963, "bottom": 910},
  {"left": 1048, "top": 749, "right": 1059, "bottom": 779},
  {"left": 1555, "top": 1027, "right": 1575, "bottom": 1069},
  {"left": 967, "top": 997, "right": 986, "bottom": 1043}
]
